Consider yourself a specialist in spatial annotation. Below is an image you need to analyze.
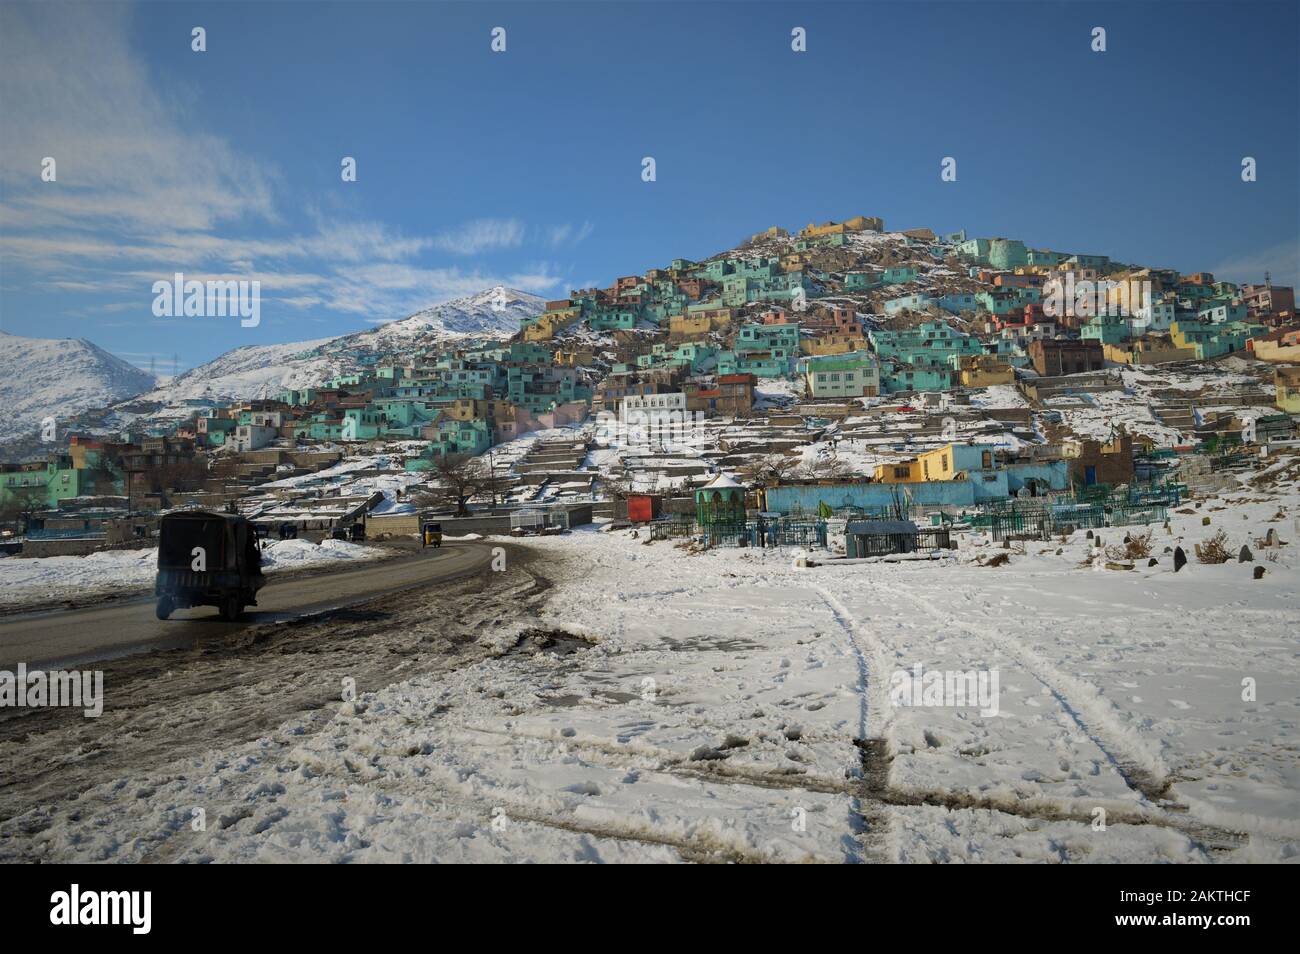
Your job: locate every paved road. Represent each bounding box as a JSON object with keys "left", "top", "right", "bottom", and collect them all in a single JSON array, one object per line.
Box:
[{"left": 0, "top": 542, "right": 495, "bottom": 669}]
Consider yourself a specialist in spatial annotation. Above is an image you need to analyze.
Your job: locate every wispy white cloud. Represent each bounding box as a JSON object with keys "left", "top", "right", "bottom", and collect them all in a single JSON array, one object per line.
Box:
[
  {"left": 1209, "top": 240, "right": 1300, "bottom": 289},
  {"left": 0, "top": 4, "right": 577, "bottom": 330},
  {"left": 431, "top": 218, "right": 526, "bottom": 256},
  {"left": 545, "top": 221, "right": 595, "bottom": 248},
  {"left": 0, "top": 4, "right": 275, "bottom": 233}
]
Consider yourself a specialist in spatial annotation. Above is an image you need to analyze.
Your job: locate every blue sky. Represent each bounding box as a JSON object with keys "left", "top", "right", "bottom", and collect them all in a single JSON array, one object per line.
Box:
[{"left": 1, "top": 0, "right": 1296, "bottom": 373}]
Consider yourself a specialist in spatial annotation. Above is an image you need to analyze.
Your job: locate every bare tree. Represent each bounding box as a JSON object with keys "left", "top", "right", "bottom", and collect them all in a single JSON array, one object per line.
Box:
[
  {"left": 599, "top": 464, "right": 636, "bottom": 502},
  {"left": 139, "top": 457, "right": 209, "bottom": 494},
  {"left": 739, "top": 453, "right": 801, "bottom": 486},
  {"left": 416, "top": 454, "right": 501, "bottom": 516},
  {"left": 0, "top": 485, "right": 47, "bottom": 530},
  {"left": 800, "top": 454, "right": 854, "bottom": 480}
]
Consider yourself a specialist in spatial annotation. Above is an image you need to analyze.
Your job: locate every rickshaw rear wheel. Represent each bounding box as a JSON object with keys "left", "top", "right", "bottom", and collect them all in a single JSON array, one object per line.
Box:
[
  {"left": 219, "top": 595, "right": 243, "bottom": 621},
  {"left": 155, "top": 597, "right": 173, "bottom": 620}
]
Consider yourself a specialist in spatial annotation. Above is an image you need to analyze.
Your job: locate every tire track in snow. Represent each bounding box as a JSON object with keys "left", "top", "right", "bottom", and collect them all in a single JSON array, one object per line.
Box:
[
  {"left": 873, "top": 573, "right": 1174, "bottom": 804},
  {"left": 808, "top": 582, "right": 897, "bottom": 859},
  {"left": 809, "top": 575, "right": 1246, "bottom": 856}
]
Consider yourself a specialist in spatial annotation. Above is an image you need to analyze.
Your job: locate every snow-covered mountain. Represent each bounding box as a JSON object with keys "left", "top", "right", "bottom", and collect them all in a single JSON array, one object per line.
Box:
[
  {"left": 130, "top": 337, "right": 344, "bottom": 406},
  {"left": 346, "top": 287, "right": 545, "bottom": 347},
  {"left": 0, "top": 332, "right": 157, "bottom": 444},
  {"left": 101, "top": 287, "right": 544, "bottom": 425}
]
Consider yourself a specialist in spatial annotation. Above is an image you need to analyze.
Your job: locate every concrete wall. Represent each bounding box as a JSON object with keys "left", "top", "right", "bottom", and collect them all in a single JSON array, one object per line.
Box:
[
  {"left": 366, "top": 513, "right": 422, "bottom": 537},
  {"left": 21, "top": 537, "right": 107, "bottom": 558},
  {"left": 370, "top": 504, "right": 595, "bottom": 538}
]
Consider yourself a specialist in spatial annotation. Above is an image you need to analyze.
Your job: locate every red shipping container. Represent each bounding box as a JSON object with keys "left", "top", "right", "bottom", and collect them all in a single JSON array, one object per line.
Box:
[{"left": 627, "top": 494, "right": 660, "bottom": 523}]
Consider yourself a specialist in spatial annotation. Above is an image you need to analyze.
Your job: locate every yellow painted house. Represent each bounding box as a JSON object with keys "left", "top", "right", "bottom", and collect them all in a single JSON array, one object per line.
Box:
[
  {"left": 1276, "top": 367, "right": 1300, "bottom": 413},
  {"left": 957, "top": 354, "right": 1015, "bottom": 387},
  {"left": 1102, "top": 338, "right": 1196, "bottom": 366},
  {"left": 748, "top": 225, "right": 789, "bottom": 244},
  {"left": 873, "top": 443, "right": 997, "bottom": 484},
  {"left": 1253, "top": 329, "right": 1300, "bottom": 363},
  {"left": 669, "top": 314, "right": 712, "bottom": 337},
  {"left": 554, "top": 349, "right": 594, "bottom": 367},
  {"left": 799, "top": 215, "right": 883, "bottom": 239},
  {"left": 523, "top": 307, "right": 582, "bottom": 341},
  {"left": 801, "top": 333, "right": 866, "bottom": 356},
  {"left": 669, "top": 310, "right": 732, "bottom": 337}
]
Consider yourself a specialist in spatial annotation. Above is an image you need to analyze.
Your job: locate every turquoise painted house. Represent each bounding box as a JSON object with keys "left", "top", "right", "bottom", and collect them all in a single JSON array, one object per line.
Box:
[
  {"left": 405, "top": 418, "right": 493, "bottom": 469},
  {"left": 881, "top": 266, "right": 918, "bottom": 284},
  {"left": 1081, "top": 313, "right": 1129, "bottom": 345}
]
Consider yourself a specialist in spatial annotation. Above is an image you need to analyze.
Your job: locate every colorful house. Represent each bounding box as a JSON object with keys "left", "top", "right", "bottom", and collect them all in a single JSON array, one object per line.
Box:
[
  {"left": 881, "top": 266, "right": 918, "bottom": 285},
  {"left": 802, "top": 351, "right": 880, "bottom": 398},
  {"left": 1275, "top": 367, "right": 1300, "bottom": 414}
]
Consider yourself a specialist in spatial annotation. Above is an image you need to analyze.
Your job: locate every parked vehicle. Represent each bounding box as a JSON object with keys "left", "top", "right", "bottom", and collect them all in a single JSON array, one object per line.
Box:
[
  {"left": 349, "top": 523, "right": 366, "bottom": 542},
  {"left": 330, "top": 526, "right": 349, "bottom": 541},
  {"left": 421, "top": 522, "right": 442, "bottom": 548},
  {"left": 154, "top": 511, "right": 266, "bottom": 621}
]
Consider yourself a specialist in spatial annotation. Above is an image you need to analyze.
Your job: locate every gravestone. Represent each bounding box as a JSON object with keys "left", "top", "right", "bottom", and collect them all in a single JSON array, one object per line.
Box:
[{"left": 1173, "top": 546, "right": 1187, "bottom": 572}]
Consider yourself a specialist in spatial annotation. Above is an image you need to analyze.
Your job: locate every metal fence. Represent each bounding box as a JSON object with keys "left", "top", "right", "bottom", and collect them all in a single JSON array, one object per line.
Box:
[
  {"left": 649, "top": 516, "right": 828, "bottom": 549},
  {"left": 1108, "top": 502, "right": 1169, "bottom": 527},
  {"left": 753, "top": 518, "right": 827, "bottom": 549},
  {"left": 24, "top": 527, "right": 107, "bottom": 541}
]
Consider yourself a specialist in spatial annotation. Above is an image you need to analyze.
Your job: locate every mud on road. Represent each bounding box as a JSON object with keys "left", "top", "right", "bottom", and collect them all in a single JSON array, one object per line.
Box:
[{"left": 0, "top": 543, "right": 555, "bottom": 837}]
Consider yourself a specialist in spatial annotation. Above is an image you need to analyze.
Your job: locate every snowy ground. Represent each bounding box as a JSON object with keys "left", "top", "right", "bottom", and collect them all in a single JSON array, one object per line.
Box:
[
  {"left": 1051, "top": 364, "right": 1272, "bottom": 446},
  {"left": 6, "top": 467, "right": 1297, "bottom": 863},
  {"left": 0, "top": 538, "right": 389, "bottom": 609}
]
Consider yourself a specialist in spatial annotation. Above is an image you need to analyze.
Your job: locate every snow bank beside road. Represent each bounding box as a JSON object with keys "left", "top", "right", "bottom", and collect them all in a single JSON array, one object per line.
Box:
[{"left": 0, "top": 538, "right": 388, "bottom": 609}]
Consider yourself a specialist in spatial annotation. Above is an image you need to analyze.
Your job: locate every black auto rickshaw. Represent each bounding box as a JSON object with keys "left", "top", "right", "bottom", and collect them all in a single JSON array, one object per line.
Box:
[
  {"left": 155, "top": 511, "right": 266, "bottom": 621},
  {"left": 330, "top": 526, "right": 349, "bottom": 541},
  {"left": 421, "top": 522, "right": 442, "bottom": 548}
]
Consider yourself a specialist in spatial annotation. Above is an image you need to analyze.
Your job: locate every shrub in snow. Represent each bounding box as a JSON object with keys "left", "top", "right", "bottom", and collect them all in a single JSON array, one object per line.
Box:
[{"left": 1195, "top": 531, "right": 1231, "bottom": 565}]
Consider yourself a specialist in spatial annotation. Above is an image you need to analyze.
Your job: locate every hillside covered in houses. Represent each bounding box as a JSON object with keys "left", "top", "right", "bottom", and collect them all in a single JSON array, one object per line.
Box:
[{"left": 2, "top": 213, "right": 1297, "bottom": 547}]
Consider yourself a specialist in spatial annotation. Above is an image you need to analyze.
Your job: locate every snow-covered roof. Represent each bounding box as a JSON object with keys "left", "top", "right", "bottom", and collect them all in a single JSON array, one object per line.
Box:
[{"left": 702, "top": 472, "right": 744, "bottom": 490}]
